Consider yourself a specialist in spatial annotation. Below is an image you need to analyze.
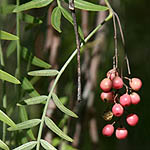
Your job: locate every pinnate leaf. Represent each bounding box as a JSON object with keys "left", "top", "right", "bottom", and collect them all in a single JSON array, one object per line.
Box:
[
  {"left": 40, "top": 139, "right": 57, "bottom": 150},
  {"left": 52, "top": 93, "right": 78, "bottom": 118},
  {"left": 45, "top": 117, "right": 73, "bottom": 142}
]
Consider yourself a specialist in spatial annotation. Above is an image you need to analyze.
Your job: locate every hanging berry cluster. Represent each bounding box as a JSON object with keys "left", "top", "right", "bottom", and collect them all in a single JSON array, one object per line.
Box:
[{"left": 100, "top": 69, "right": 142, "bottom": 139}]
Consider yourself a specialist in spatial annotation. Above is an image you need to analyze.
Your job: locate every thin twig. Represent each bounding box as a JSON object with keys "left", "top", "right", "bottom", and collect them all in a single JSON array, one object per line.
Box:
[
  {"left": 69, "top": 0, "right": 81, "bottom": 102},
  {"left": 114, "top": 12, "right": 131, "bottom": 75}
]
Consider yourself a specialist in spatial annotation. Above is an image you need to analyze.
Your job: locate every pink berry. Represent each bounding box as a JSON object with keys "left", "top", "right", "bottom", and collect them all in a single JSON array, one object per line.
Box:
[
  {"left": 102, "top": 124, "right": 114, "bottom": 137},
  {"left": 126, "top": 114, "right": 139, "bottom": 126},
  {"left": 112, "top": 103, "right": 124, "bottom": 117},
  {"left": 100, "top": 78, "right": 112, "bottom": 92},
  {"left": 112, "top": 76, "right": 123, "bottom": 89},
  {"left": 130, "top": 92, "right": 140, "bottom": 105},
  {"left": 120, "top": 93, "right": 131, "bottom": 107},
  {"left": 129, "top": 78, "right": 142, "bottom": 91},
  {"left": 100, "top": 92, "right": 114, "bottom": 102},
  {"left": 115, "top": 128, "right": 128, "bottom": 140},
  {"left": 107, "top": 69, "right": 118, "bottom": 80}
]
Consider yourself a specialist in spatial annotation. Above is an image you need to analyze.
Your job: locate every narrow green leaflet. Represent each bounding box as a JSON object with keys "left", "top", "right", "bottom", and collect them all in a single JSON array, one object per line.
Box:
[
  {"left": 20, "top": 13, "right": 43, "bottom": 24},
  {"left": 0, "top": 70, "right": 20, "bottom": 84},
  {"left": 13, "top": 0, "right": 54, "bottom": 12},
  {"left": 60, "top": 7, "right": 84, "bottom": 40},
  {"left": 0, "top": 4, "right": 16, "bottom": 15},
  {"left": 0, "top": 139, "right": 9, "bottom": 150},
  {"left": 45, "top": 117, "right": 73, "bottom": 142},
  {"left": 17, "top": 95, "right": 48, "bottom": 106},
  {"left": 74, "top": 0, "right": 108, "bottom": 11},
  {"left": 40, "top": 139, "right": 57, "bottom": 150},
  {"left": 22, "top": 77, "right": 40, "bottom": 97},
  {"left": 28, "top": 69, "right": 59, "bottom": 76},
  {"left": 0, "top": 30, "right": 19, "bottom": 40},
  {"left": 8, "top": 119, "right": 41, "bottom": 131},
  {"left": 0, "top": 110, "right": 16, "bottom": 127},
  {"left": 51, "top": 7, "right": 62, "bottom": 33},
  {"left": 19, "top": 107, "right": 36, "bottom": 140},
  {"left": 22, "top": 47, "right": 51, "bottom": 68},
  {"left": 12, "top": 141, "right": 37, "bottom": 150},
  {"left": 6, "top": 41, "right": 16, "bottom": 58},
  {"left": 52, "top": 93, "right": 78, "bottom": 118}
]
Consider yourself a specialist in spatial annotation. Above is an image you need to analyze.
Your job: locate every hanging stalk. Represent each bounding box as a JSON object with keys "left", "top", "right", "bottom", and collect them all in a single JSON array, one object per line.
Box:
[{"left": 0, "top": 41, "right": 7, "bottom": 141}]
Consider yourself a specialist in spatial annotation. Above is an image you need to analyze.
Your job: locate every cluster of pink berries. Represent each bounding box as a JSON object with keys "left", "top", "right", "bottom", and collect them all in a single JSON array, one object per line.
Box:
[{"left": 100, "top": 69, "right": 142, "bottom": 139}]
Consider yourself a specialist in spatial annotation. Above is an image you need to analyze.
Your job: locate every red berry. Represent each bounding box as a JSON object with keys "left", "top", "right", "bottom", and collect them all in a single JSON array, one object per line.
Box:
[
  {"left": 129, "top": 78, "right": 142, "bottom": 91},
  {"left": 112, "top": 103, "right": 124, "bottom": 117},
  {"left": 100, "top": 78, "right": 112, "bottom": 92},
  {"left": 120, "top": 93, "right": 131, "bottom": 107},
  {"left": 107, "top": 69, "right": 118, "bottom": 80},
  {"left": 126, "top": 114, "right": 139, "bottom": 126},
  {"left": 115, "top": 128, "right": 128, "bottom": 139},
  {"left": 102, "top": 124, "right": 114, "bottom": 137},
  {"left": 130, "top": 92, "right": 140, "bottom": 105},
  {"left": 100, "top": 92, "right": 114, "bottom": 102},
  {"left": 112, "top": 76, "right": 123, "bottom": 89}
]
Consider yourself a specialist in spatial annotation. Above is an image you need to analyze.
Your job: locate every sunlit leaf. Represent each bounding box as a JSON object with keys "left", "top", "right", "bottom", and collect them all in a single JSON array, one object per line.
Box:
[
  {"left": 51, "top": 7, "right": 62, "bottom": 33},
  {"left": 45, "top": 117, "right": 73, "bottom": 142},
  {"left": 22, "top": 47, "right": 51, "bottom": 68},
  {"left": 0, "top": 139, "right": 9, "bottom": 150},
  {"left": 8, "top": 119, "right": 41, "bottom": 131},
  {"left": 52, "top": 93, "right": 78, "bottom": 118},
  {"left": 13, "top": 0, "right": 54, "bottom": 12},
  {"left": 0, "top": 110, "right": 16, "bottom": 127},
  {"left": 40, "top": 139, "right": 57, "bottom": 150},
  {"left": 20, "top": 13, "right": 43, "bottom": 24},
  {"left": 0, "top": 70, "right": 20, "bottom": 84},
  {"left": 28, "top": 69, "right": 59, "bottom": 76},
  {"left": 74, "top": 0, "right": 108, "bottom": 11},
  {"left": 12, "top": 141, "right": 37, "bottom": 150},
  {"left": 17, "top": 96, "right": 48, "bottom": 106},
  {"left": 0, "top": 30, "right": 19, "bottom": 40},
  {"left": 22, "top": 77, "right": 40, "bottom": 97}
]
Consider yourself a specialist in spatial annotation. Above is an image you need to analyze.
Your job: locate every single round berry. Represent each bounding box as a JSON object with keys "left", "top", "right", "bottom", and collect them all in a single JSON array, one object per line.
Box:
[
  {"left": 100, "top": 92, "right": 114, "bottom": 102},
  {"left": 107, "top": 69, "right": 118, "bottom": 80},
  {"left": 130, "top": 92, "right": 140, "bottom": 105},
  {"left": 115, "top": 128, "right": 128, "bottom": 140},
  {"left": 126, "top": 114, "right": 139, "bottom": 126},
  {"left": 112, "top": 76, "right": 123, "bottom": 89},
  {"left": 112, "top": 103, "right": 124, "bottom": 117},
  {"left": 100, "top": 78, "right": 112, "bottom": 92},
  {"left": 120, "top": 93, "right": 131, "bottom": 107},
  {"left": 102, "top": 124, "right": 114, "bottom": 137},
  {"left": 129, "top": 78, "right": 142, "bottom": 91}
]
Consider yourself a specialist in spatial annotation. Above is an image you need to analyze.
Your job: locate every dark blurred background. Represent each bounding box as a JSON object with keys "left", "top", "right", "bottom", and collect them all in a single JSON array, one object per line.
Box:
[{"left": 0, "top": 0, "right": 150, "bottom": 150}]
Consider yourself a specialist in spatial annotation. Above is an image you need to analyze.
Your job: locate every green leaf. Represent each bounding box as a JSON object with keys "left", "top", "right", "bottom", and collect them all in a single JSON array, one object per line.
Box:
[
  {"left": 0, "top": 4, "right": 16, "bottom": 15},
  {"left": 0, "top": 30, "right": 19, "bottom": 40},
  {"left": 19, "top": 107, "right": 36, "bottom": 140},
  {"left": 28, "top": 69, "right": 59, "bottom": 76},
  {"left": 51, "top": 7, "right": 62, "bottom": 33},
  {"left": 74, "top": 0, "right": 108, "bottom": 11},
  {"left": 22, "top": 47, "right": 51, "bottom": 68},
  {"left": 17, "top": 95, "right": 48, "bottom": 106},
  {"left": 0, "top": 110, "right": 16, "bottom": 127},
  {"left": 0, "top": 70, "right": 20, "bottom": 84},
  {"left": 0, "top": 139, "right": 9, "bottom": 150},
  {"left": 22, "top": 77, "right": 40, "bottom": 97},
  {"left": 13, "top": 0, "right": 54, "bottom": 12},
  {"left": 20, "top": 13, "right": 43, "bottom": 24},
  {"left": 52, "top": 93, "right": 78, "bottom": 118},
  {"left": 40, "top": 139, "right": 57, "bottom": 150},
  {"left": 60, "top": 7, "right": 84, "bottom": 40},
  {"left": 6, "top": 41, "right": 16, "bottom": 58},
  {"left": 45, "top": 117, "right": 73, "bottom": 142},
  {"left": 8, "top": 119, "right": 41, "bottom": 131},
  {"left": 12, "top": 141, "right": 37, "bottom": 150}
]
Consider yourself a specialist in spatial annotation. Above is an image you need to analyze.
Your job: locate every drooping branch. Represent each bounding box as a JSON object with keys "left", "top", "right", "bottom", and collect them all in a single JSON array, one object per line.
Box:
[{"left": 69, "top": 0, "right": 81, "bottom": 102}]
